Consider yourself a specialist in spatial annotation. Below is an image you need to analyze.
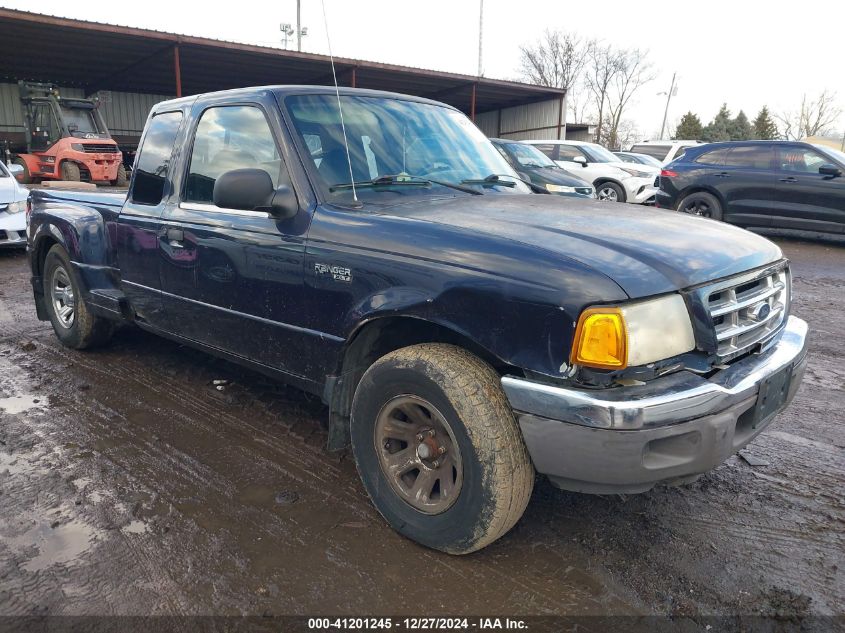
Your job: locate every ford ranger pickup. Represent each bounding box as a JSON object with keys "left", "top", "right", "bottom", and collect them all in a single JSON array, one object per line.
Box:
[{"left": 27, "top": 86, "right": 808, "bottom": 554}]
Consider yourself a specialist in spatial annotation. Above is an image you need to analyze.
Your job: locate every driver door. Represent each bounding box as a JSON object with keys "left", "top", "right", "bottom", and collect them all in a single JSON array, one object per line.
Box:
[{"left": 158, "top": 100, "right": 312, "bottom": 378}]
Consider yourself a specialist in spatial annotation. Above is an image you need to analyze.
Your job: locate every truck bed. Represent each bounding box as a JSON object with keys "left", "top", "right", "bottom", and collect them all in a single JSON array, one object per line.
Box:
[{"left": 31, "top": 187, "right": 127, "bottom": 209}]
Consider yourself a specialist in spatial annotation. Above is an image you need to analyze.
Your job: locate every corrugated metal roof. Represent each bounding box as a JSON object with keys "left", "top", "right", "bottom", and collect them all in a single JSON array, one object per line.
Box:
[{"left": 0, "top": 8, "right": 563, "bottom": 116}]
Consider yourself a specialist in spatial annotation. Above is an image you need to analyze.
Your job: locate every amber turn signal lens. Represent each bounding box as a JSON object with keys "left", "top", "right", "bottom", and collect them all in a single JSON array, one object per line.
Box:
[{"left": 570, "top": 308, "right": 628, "bottom": 369}]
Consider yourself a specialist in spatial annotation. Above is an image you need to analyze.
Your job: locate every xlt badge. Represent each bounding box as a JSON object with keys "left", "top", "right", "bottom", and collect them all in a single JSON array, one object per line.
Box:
[{"left": 315, "top": 262, "right": 352, "bottom": 283}]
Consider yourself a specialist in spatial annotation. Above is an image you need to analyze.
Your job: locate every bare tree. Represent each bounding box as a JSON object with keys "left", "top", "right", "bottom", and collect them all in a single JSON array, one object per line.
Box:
[
  {"left": 603, "top": 49, "right": 655, "bottom": 149},
  {"left": 518, "top": 30, "right": 591, "bottom": 92},
  {"left": 776, "top": 91, "right": 843, "bottom": 140},
  {"left": 567, "top": 76, "right": 592, "bottom": 123},
  {"left": 584, "top": 44, "right": 622, "bottom": 144}
]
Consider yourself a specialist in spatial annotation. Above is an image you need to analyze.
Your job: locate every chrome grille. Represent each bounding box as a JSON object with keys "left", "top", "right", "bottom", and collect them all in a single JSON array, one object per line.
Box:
[{"left": 706, "top": 266, "right": 790, "bottom": 359}]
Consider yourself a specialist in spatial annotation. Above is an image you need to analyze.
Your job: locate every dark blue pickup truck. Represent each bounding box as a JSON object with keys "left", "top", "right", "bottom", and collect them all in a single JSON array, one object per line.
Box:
[{"left": 27, "top": 86, "right": 808, "bottom": 554}]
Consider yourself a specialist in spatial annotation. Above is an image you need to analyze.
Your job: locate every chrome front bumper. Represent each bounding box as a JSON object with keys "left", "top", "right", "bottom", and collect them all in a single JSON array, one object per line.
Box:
[{"left": 502, "top": 316, "right": 808, "bottom": 494}]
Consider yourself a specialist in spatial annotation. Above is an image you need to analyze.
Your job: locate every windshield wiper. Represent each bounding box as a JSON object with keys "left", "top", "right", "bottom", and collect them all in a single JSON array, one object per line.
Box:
[
  {"left": 461, "top": 173, "right": 550, "bottom": 194},
  {"left": 460, "top": 174, "right": 518, "bottom": 188},
  {"left": 330, "top": 174, "right": 482, "bottom": 195}
]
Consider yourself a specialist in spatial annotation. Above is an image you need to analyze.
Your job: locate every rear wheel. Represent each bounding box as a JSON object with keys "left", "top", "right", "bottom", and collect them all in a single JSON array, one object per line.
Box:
[
  {"left": 677, "top": 191, "right": 723, "bottom": 221},
  {"left": 351, "top": 343, "right": 534, "bottom": 554},
  {"left": 43, "top": 245, "right": 113, "bottom": 349},
  {"left": 112, "top": 164, "right": 128, "bottom": 187},
  {"left": 596, "top": 181, "right": 625, "bottom": 203},
  {"left": 12, "top": 158, "right": 32, "bottom": 184},
  {"left": 61, "top": 161, "right": 81, "bottom": 182}
]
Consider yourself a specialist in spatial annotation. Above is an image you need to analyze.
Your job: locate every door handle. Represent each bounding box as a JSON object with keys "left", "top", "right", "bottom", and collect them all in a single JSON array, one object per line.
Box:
[
  {"left": 714, "top": 172, "right": 731, "bottom": 178},
  {"left": 166, "top": 227, "right": 184, "bottom": 248},
  {"left": 779, "top": 177, "right": 797, "bottom": 183}
]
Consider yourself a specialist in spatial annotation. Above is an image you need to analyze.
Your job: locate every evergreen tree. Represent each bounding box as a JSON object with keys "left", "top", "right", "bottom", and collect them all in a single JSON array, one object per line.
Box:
[
  {"left": 729, "top": 110, "right": 753, "bottom": 140},
  {"left": 753, "top": 106, "right": 779, "bottom": 140},
  {"left": 702, "top": 104, "right": 732, "bottom": 142},
  {"left": 674, "top": 111, "right": 704, "bottom": 140}
]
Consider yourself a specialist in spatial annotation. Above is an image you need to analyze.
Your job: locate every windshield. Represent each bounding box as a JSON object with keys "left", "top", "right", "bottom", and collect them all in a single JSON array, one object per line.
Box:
[
  {"left": 285, "top": 94, "right": 530, "bottom": 201},
  {"left": 60, "top": 106, "right": 102, "bottom": 135},
  {"left": 581, "top": 144, "right": 621, "bottom": 163},
  {"left": 500, "top": 142, "right": 557, "bottom": 168}
]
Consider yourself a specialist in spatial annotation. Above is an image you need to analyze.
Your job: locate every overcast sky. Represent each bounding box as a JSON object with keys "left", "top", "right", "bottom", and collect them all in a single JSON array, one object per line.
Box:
[{"left": 4, "top": 0, "right": 844, "bottom": 139}]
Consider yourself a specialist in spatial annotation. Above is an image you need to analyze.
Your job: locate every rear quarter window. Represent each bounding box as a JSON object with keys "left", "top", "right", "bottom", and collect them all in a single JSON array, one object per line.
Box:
[{"left": 693, "top": 148, "right": 730, "bottom": 165}]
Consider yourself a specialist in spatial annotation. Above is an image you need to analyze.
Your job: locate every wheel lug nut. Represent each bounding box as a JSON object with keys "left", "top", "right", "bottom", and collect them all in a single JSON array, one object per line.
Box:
[
  {"left": 383, "top": 440, "right": 391, "bottom": 450},
  {"left": 437, "top": 446, "right": 447, "bottom": 455},
  {"left": 431, "top": 459, "right": 440, "bottom": 468}
]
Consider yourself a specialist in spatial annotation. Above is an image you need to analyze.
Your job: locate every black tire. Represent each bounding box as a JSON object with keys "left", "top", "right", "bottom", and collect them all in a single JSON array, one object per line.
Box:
[
  {"left": 42, "top": 245, "right": 113, "bottom": 349},
  {"left": 112, "top": 164, "right": 128, "bottom": 187},
  {"left": 351, "top": 343, "right": 534, "bottom": 555},
  {"left": 12, "top": 157, "right": 31, "bottom": 184},
  {"left": 61, "top": 161, "right": 81, "bottom": 182},
  {"left": 596, "top": 181, "right": 626, "bottom": 203},
  {"left": 677, "top": 191, "right": 723, "bottom": 221}
]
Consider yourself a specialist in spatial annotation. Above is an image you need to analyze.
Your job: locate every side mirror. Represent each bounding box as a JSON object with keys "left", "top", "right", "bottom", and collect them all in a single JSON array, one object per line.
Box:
[
  {"left": 819, "top": 163, "right": 842, "bottom": 177},
  {"left": 573, "top": 156, "right": 588, "bottom": 167},
  {"left": 213, "top": 168, "right": 298, "bottom": 219},
  {"left": 7, "top": 164, "right": 23, "bottom": 176}
]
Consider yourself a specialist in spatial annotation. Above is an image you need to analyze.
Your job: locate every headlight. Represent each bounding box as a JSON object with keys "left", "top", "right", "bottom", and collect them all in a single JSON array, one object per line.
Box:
[
  {"left": 619, "top": 167, "right": 652, "bottom": 179},
  {"left": 71, "top": 143, "right": 85, "bottom": 151},
  {"left": 571, "top": 294, "right": 695, "bottom": 369},
  {"left": 6, "top": 201, "right": 23, "bottom": 214},
  {"left": 546, "top": 184, "right": 576, "bottom": 193}
]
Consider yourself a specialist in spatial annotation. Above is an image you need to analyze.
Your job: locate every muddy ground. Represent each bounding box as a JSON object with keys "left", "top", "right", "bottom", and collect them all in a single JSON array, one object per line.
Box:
[{"left": 0, "top": 233, "right": 842, "bottom": 621}]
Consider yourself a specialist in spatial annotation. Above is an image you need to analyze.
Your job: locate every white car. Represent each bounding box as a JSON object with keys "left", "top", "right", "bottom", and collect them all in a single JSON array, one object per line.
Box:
[
  {"left": 524, "top": 140, "right": 658, "bottom": 204},
  {"left": 628, "top": 140, "right": 702, "bottom": 165},
  {"left": 0, "top": 162, "right": 29, "bottom": 249}
]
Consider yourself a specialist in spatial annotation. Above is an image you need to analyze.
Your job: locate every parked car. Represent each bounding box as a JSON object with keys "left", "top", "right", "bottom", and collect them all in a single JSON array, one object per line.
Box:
[
  {"left": 629, "top": 140, "right": 701, "bottom": 165},
  {"left": 0, "top": 161, "right": 29, "bottom": 248},
  {"left": 656, "top": 141, "right": 845, "bottom": 234},
  {"left": 614, "top": 151, "right": 663, "bottom": 169},
  {"left": 490, "top": 138, "right": 595, "bottom": 198},
  {"left": 524, "top": 140, "right": 658, "bottom": 204},
  {"left": 28, "top": 86, "right": 808, "bottom": 554}
]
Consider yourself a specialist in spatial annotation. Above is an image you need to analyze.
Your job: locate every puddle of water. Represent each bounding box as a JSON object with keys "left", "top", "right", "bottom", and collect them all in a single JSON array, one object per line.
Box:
[
  {"left": 122, "top": 520, "right": 149, "bottom": 535},
  {"left": 0, "top": 394, "right": 44, "bottom": 414},
  {"left": 11, "top": 520, "right": 97, "bottom": 572}
]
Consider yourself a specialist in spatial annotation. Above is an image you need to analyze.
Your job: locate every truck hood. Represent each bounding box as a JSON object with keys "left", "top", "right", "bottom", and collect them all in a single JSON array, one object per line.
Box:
[{"left": 385, "top": 194, "right": 783, "bottom": 298}]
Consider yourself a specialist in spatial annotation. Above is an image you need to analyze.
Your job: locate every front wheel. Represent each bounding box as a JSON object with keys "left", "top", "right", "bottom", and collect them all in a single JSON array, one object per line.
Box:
[
  {"left": 677, "top": 191, "right": 723, "bottom": 221},
  {"left": 61, "top": 161, "right": 81, "bottom": 182},
  {"left": 43, "top": 245, "right": 113, "bottom": 349},
  {"left": 351, "top": 343, "right": 534, "bottom": 554},
  {"left": 12, "top": 158, "right": 32, "bottom": 184},
  {"left": 596, "top": 181, "right": 625, "bottom": 203}
]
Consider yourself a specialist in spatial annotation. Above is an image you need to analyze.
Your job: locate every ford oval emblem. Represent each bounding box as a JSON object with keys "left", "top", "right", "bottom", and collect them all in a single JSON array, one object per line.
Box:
[{"left": 750, "top": 302, "right": 771, "bottom": 322}]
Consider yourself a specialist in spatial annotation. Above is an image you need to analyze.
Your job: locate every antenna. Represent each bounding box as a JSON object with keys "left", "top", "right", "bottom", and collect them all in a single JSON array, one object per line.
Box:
[{"left": 320, "top": 0, "right": 357, "bottom": 202}]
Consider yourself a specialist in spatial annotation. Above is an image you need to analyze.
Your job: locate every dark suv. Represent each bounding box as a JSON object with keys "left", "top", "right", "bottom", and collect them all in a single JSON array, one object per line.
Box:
[{"left": 656, "top": 141, "right": 845, "bottom": 234}]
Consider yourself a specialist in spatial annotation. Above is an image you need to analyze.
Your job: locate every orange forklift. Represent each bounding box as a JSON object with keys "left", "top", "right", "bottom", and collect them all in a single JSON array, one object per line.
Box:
[{"left": 10, "top": 82, "right": 127, "bottom": 186}]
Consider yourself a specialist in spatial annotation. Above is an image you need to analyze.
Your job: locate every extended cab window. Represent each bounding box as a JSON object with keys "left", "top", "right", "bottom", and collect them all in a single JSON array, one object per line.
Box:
[
  {"left": 131, "top": 111, "right": 183, "bottom": 206},
  {"left": 185, "top": 106, "right": 281, "bottom": 205}
]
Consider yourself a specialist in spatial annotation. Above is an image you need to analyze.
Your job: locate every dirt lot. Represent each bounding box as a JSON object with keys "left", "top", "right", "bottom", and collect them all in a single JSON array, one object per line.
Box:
[{"left": 0, "top": 232, "right": 842, "bottom": 621}]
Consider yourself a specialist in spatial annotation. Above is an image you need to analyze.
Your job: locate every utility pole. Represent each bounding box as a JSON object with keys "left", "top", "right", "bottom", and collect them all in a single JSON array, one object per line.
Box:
[
  {"left": 296, "top": 0, "right": 302, "bottom": 51},
  {"left": 477, "top": 0, "right": 484, "bottom": 77},
  {"left": 659, "top": 72, "right": 676, "bottom": 140}
]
